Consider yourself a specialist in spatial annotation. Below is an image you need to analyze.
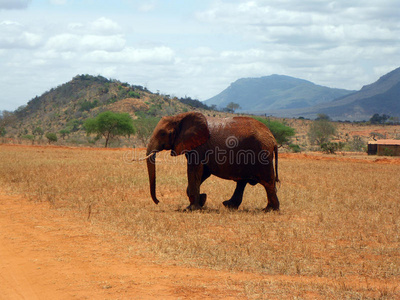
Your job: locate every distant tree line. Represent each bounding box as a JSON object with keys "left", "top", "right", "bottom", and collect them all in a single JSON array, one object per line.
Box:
[
  {"left": 369, "top": 113, "right": 399, "bottom": 125},
  {"left": 177, "top": 97, "right": 212, "bottom": 110}
]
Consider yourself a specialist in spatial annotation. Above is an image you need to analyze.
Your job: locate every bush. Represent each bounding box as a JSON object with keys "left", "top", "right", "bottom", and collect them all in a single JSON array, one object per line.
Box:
[
  {"left": 79, "top": 100, "right": 99, "bottom": 112},
  {"left": 289, "top": 144, "right": 301, "bottom": 153},
  {"left": 320, "top": 142, "right": 345, "bottom": 154},
  {"left": 252, "top": 117, "right": 295, "bottom": 145},
  {"left": 128, "top": 91, "right": 141, "bottom": 99},
  {"left": 308, "top": 119, "right": 336, "bottom": 145},
  {"left": 347, "top": 136, "right": 365, "bottom": 152},
  {"left": 45, "top": 132, "right": 58, "bottom": 144}
]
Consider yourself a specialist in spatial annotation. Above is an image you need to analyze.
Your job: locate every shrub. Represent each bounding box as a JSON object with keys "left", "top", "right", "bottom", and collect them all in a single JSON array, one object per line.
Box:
[
  {"left": 321, "top": 142, "right": 345, "bottom": 154},
  {"left": 308, "top": 119, "right": 336, "bottom": 145},
  {"left": 79, "top": 100, "right": 99, "bottom": 112},
  {"left": 128, "top": 91, "right": 141, "bottom": 99},
  {"left": 45, "top": 132, "right": 58, "bottom": 144},
  {"left": 252, "top": 117, "right": 295, "bottom": 145},
  {"left": 289, "top": 144, "right": 301, "bottom": 153}
]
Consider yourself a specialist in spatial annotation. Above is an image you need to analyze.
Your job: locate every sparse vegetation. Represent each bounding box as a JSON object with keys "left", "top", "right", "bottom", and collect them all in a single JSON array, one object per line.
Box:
[
  {"left": 32, "top": 126, "right": 44, "bottom": 141},
  {"left": 79, "top": 99, "right": 99, "bottom": 112},
  {"left": 0, "top": 145, "right": 399, "bottom": 298},
  {"left": 308, "top": 117, "right": 337, "bottom": 146},
  {"left": 132, "top": 116, "right": 160, "bottom": 146},
  {"left": 0, "top": 110, "right": 16, "bottom": 136}
]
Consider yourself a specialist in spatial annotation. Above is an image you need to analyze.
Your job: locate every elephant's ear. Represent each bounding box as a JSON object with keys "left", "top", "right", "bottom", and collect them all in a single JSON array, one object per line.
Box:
[{"left": 173, "top": 112, "right": 210, "bottom": 156}]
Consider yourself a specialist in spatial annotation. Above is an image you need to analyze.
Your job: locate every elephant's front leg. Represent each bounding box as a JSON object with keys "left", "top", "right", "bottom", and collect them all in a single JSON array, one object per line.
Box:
[
  {"left": 186, "top": 166, "right": 210, "bottom": 208},
  {"left": 186, "top": 163, "right": 204, "bottom": 211}
]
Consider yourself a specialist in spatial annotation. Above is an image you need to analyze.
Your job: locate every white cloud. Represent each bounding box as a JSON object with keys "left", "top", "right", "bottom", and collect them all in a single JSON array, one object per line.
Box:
[
  {"left": 45, "top": 33, "right": 126, "bottom": 52},
  {"left": 0, "top": 20, "right": 42, "bottom": 49},
  {"left": 88, "top": 17, "right": 122, "bottom": 35},
  {"left": 84, "top": 46, "right": 175, "bottom": 64},
  {"left": 81, "top": 35, "right": 126, "bottom": 51}
]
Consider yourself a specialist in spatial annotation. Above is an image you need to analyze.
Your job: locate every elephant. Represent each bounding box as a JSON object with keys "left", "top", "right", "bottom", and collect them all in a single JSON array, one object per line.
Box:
[{"left": 145, "top": 111, "right": 279, "bottom": 211}]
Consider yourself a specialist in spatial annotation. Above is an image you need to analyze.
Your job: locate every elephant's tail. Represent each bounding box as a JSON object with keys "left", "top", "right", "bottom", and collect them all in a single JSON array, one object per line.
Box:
[{"left": 274, "top": 145, "right": 279, "bottom": 183}]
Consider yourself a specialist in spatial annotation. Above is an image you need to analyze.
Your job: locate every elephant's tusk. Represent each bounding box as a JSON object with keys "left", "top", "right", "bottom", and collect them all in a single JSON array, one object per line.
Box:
[{"left": 132, "top": 152, "right": 156, "bottom": 162}]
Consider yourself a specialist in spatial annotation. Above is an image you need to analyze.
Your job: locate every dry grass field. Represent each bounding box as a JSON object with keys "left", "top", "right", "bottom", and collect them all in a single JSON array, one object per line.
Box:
[{"left": 0, "top": 144, "right": 399, "bottom": 299}]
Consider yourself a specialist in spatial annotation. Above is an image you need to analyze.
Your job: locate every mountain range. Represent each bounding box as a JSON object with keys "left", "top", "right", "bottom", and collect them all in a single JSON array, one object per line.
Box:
[
  {"left": 205, "top": 75, "right": 354, "bottom": 111},
  {"left": 205, "top": 67, "right": 400, "bottom": 121}
]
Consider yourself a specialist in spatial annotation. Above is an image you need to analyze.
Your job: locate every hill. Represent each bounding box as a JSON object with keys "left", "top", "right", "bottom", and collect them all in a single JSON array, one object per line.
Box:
[
  {"left": 204, "top": 75, "right": 354, "bottom": 111},
  {"left": 304, "top": 67, "right": 400, "bottom": 120},
  {"left": 268, "top": 67, "right": 400, "bottom": 121},
  {"left": 6, "top": 75, "right": 215, "bottom": 146}
]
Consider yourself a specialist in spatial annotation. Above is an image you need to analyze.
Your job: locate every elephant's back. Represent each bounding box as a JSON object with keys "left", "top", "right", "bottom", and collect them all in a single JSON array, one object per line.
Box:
[{"left": 206, "top": 116, "right": 277, "bottom": 148}]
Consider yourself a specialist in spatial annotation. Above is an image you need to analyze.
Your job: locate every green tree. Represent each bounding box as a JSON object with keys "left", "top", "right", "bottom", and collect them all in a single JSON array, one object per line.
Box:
[
  {"left": 308, "top": 119, "right": 336, "bottom": 146},
  {"left": 59, "top": 129, "right": 70, "bottom": 140},
  {"left": 315, "top": 113, "right": 331, "bottom": 121},
  {"left": 370, "top": 113, "right": 390, "bottom": 124},
  {"left": 45, "top": 132, "right": 58, "bottom": 144},
  {"left": 84, "top": 111, "right": 135, "bottom": 147},
  {"left": 252, "top": 117, "right": 295, "bottom": 145}
]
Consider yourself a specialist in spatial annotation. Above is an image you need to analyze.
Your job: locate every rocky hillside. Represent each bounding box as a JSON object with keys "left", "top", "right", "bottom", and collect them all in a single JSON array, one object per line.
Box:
[
  {"left": 6, "top": 75, "right": 214, "bottom": 146},
  {"left": 308, "top": 67, "right": 400, "bottom": 120}
]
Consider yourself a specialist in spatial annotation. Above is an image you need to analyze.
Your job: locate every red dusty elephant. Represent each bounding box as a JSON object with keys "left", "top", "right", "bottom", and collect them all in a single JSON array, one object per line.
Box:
[{"left": 145, "top": 111, "right": 279, "bottom": 211}]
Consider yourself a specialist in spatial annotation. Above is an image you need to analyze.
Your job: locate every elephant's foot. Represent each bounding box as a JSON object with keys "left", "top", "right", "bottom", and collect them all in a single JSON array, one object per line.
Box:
[
  {"left": 222, "top": 199, "right": 239, "bottom": 210},
  {"left": 184, "top": 194, "right": 207, "bottom": 211},
  {"left": 263, "top": 204, "right": 280, "bottom": 212},
  {"left": 184, "top": 204, "right": 203, "bottom": 211}
]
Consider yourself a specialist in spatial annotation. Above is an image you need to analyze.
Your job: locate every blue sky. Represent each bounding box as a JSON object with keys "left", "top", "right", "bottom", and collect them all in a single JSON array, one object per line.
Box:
[{"left": 1, "top": 0, "right": 399, "bottom": 111}]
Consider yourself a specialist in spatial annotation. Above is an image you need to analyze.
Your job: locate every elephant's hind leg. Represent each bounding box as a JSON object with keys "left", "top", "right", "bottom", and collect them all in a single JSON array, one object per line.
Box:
[
  {"left": 223, "top": 180, "right": 247, "bottom": 209},
  {"left": 260, "top": 180, "right": 279, "bottom": 212}
]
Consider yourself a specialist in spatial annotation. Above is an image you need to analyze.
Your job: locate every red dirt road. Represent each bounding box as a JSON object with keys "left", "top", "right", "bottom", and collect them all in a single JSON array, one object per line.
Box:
[{"left": 0, "top": 191, "right": 268, "bottom": 299}]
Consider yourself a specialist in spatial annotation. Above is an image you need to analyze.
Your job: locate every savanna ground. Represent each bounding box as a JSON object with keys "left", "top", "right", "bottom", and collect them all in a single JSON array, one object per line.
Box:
[{"left": 0, "top": 144, "right": 399, "bottom": 299}]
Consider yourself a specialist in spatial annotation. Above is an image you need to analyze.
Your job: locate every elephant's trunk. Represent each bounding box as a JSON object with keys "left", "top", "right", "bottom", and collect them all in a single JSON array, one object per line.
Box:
[{"left": 146, "top": 145, "right": 160, "bottom": 205}]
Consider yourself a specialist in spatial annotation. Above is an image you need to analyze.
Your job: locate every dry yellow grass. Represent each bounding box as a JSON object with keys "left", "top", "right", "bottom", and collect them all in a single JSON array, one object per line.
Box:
[{"left": 1, "top": 144, "right": 399, "bottom": 298}]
